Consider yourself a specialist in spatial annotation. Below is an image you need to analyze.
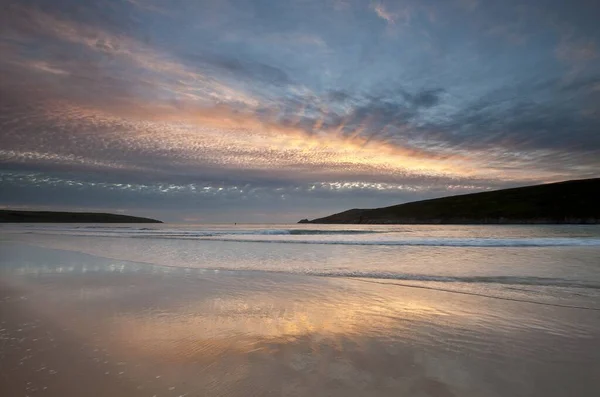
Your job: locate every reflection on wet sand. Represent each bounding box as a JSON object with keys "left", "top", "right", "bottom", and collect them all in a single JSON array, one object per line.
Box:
[
  {"left": 2, "top": 243, "right": 600, "bottom": 397},
  {"left": 0, "top": 274, "right": 465, "bottom": 397}
]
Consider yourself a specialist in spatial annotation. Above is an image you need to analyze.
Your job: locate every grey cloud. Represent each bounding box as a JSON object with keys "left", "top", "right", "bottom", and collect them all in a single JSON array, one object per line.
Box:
[
  {"left": 343, "top": 98, "right": 416, "bottom": 132},
  {"left": 216, "top": 59, "right": 292, "bottom": 86},
  {"left": 401, "top": 88, "right": 445, "bottom": 108},
  {"left": 326, "top": 90, "right": 353, "bottom": 103},
  {"left": 558, "top": 74, "right": 600, "bottom": 94},
  {"left": 265, "top": 76, "right": 600, "bottom": 177},
  {"left": 2, "top": 0, "right": 142, "bottom": 35},
  {"left": 420, "top": 77, "right": 600, "bottom": 154},
  {"left": 274, "top": 87, "right": 445, "bottom": 138},
  {"left": 182, "top": 52, "right": 293, "bottom": 87}
]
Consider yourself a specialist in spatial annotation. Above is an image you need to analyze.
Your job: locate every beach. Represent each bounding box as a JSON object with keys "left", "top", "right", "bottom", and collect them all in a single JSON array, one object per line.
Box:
[{"left": 1, "top": 224, "right": 600, "bottom": 396}]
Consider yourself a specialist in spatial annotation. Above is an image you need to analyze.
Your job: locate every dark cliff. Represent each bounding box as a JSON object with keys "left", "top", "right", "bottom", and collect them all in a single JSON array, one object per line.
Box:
[
  {"left": 302, "top": 178, "right": 600, "bottom": 224},
  {"left": 0, "top": 210, "right": 162, "bottom": 223}
]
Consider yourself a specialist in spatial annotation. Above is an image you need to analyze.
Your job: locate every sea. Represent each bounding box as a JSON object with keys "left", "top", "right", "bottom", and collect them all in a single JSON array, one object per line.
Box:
[{"left": 1, "top": 223, "right": 599, "bottom": 396}]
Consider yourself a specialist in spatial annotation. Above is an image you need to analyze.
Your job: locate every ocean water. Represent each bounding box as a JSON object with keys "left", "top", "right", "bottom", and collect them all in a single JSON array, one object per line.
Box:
[
  {"left": 1, "top": 224, "right": 600, "bottom": 396},
  {"left": 2, "top": 223, "right": 600, "bottom": 309}
]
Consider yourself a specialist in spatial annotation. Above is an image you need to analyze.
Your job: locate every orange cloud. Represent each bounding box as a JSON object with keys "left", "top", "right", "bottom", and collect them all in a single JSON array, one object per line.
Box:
[{"left": 27, "top": 95, "right": 568, "bottom": 185}]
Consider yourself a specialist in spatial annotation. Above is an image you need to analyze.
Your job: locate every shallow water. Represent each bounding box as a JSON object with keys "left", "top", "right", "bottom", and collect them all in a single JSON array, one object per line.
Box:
[
  {"left": 1, "top": 224, "right": 600, "bottom": 396},
  {"left": 3, "top": 224, "right": 600, "bottom": 308}
]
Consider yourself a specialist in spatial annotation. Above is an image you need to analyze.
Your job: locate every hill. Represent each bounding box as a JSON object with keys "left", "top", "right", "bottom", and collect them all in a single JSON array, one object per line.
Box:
[
  {"left": 0, "top": 210, "right": 162, "bottom": 223},
  {"left": 303, "top": 178, "right": 600, "bottom": 224}
]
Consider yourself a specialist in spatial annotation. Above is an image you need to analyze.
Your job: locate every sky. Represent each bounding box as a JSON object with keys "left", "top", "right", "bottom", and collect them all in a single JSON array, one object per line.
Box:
[{"left": 1, "top": 0, "right": 599, "bottom": 223}]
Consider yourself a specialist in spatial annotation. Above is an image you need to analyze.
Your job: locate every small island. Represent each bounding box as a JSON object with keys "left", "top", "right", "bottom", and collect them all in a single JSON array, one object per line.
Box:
[
  {"left": 300, "top": 178, "right": 600, "bottom": 224},
  {"left": 0, "top": 210, "right": 162, "bottom": 223}
]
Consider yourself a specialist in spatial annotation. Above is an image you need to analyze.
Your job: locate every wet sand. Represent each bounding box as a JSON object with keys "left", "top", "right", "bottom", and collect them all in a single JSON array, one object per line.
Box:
[
  {"left": 1, "top": 282, "right": 153, "bottom": 397},
  {"left": 1, "top": 243, "right": 600, "bottom": 397}
]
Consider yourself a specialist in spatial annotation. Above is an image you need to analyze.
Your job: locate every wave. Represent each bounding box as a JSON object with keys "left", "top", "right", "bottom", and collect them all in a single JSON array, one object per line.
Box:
[
  {"left": 7, "top": 226, "right": 600, "bottom": 247},
  {"left": 184, "top": 236, "right": 600, "bottom": 247},
  {"left": 303, "top": 271, "right": 600, "bottom": 290},
  {"left": 10, "top": 227, "right": 384, "bottom": 237},
  {"left": 347, "top": 278, "right": 600, "bottom": 311}
]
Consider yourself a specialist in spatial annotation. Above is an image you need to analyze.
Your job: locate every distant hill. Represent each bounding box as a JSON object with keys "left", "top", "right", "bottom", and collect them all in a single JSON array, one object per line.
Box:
[
  {"left": 0, "top": 210, "right": 162, "bottom": 223},
  {"left": 302, "top": 178, "right": 600, "bottom": 224}
]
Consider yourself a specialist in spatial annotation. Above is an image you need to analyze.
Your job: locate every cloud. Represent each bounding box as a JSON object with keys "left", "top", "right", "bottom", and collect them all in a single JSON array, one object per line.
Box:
[
  {"left": 223, "top": 31, "right": 329, "bottom": 52},
  {"left": 313, "top": 87, "right": 445, "bottom": 136},
  {"left": 424, "top": 76, "right": 600, "bottom": 154},
  {"left": 371, "top": 3, "right": 400, "bottom": 25},
  {"left": 2, "top": 0, "right": 600, "bottom": 219},
  {"left": 402, "top": 88, "right": 445, "bottom": 109},
  {"left": 555, "top": 36, "right": 598, "bottom": 66},
  {"left": 404, "top": 77, "right": 600, "bottom": 183},
  {"left": 326, "top": 90, "right": 353, "bottom": 103},
  {"left": 182, "top": 53, "right": 293, "bottom": 87},
  {"left": 2, "top": 3, "right": 597, "bottom": 191},
  {"left": 371, "top": 2, "right": 412, "bottom": 27},
  {"left": 1, "top": 4, "right": 259, "bottom": 107},
  {"left": 0, "top": 94, "right": 470, "bottom": 180},
  {"left": 4, "top": 72, "right": 589, "bottom": 195}
]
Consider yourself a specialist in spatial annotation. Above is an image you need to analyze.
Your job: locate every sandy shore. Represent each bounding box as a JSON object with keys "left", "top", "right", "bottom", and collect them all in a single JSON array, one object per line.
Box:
[
  {"left": 1, "top": 242, "right": 600, "bottom": 396},
  {"left": 1, "top": 282, "right": 156, "bottom": 397}
]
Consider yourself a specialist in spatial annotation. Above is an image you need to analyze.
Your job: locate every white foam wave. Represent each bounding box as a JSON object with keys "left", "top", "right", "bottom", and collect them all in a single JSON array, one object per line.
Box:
[
  {"left": 4, "top": 226, "right": 600, "bottom": 247},
  {"left": 302, "top": 271, "right": 600, "bottom": 289},
  {"left": 195, "top": 236, "right": 600, "bottom": 247}
]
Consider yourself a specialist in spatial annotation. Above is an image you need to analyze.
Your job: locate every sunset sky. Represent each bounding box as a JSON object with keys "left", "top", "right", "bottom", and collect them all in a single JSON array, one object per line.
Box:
[{"left": 1, "top": 0, "right": 599, "bottom": 222}]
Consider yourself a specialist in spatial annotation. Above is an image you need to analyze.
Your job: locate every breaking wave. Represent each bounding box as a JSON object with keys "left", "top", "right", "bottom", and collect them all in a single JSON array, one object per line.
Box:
[
  {"left": 304, "top": 271, "right": 600, "bottom": 289},
  {"left": 188, "top": 236, "right": 600, "bottom": 247},
  {"left": 6, "top": 225, "right": 600, "bottom": 247}
]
